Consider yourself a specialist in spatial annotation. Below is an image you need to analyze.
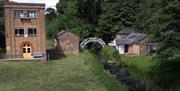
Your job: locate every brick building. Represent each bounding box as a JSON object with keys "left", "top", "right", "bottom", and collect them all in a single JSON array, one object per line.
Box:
[
  {"left": 4, "top": 2, "right": 46, "bottom": 58},
  {"left": 109, "top": 28, "right": 149, "bottom": 55},
  {"left": 55, "top": 31, "right": 79, "bottom": 55}
]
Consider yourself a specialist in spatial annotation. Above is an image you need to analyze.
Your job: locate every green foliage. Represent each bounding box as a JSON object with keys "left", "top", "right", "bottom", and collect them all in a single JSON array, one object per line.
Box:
[
  {"left": 158, "top": 32, "right": 180, "bottom": 52},
  {"left": 96, "top": 0, "right": 142, "bottom": 42},
  {"left": 46, "top": 17, "right": 61, "bottom": 39},
  {"left": 45, "top": 0, "right": 97, "bottom": 40},
  {"left": 150, "top": 56, "right": 180, "bottom": 91},
  {"left": 150, "top": 26, "right": 180, "bottom": 91},
  {"left": 46, "top": 39, "right": 55, "bottom": 49},
  {"left": 45, "top": 8, "right": 56, "bottom": 21},
  {"left": 100, "top": 46, "right": 124, "bottom": 67},
  {"left": 144, "top": 1, "right": 180, "bottom": 90},
  {"left": 100, "top": 46, "right": 118, "bottom": 60},
  {"left": 125, "top": 56, "right": 155, "bottom": 79},
  {"left": 77, "top": 0, "right": 101, "bottom": 24},
  {"left": 125, "top": 55, "right": 180, "bottom": 91}
]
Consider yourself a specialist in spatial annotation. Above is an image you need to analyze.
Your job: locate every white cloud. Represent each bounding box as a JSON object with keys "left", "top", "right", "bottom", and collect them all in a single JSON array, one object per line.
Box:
[{"left": 10, "top": 0, "right": 59, "bottom": 9}]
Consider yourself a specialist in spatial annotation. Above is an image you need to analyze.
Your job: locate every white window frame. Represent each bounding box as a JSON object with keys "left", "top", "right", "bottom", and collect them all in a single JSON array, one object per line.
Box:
[
  {"left": 14, "top": 10, "right": 23, "bottom": 18},
  {"left": 27, "top": 10, "right": 37, "bottom": 18}
]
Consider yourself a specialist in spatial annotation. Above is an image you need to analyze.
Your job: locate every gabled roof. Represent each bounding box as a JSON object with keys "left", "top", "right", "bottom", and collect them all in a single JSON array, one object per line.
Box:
[
  {"left": 56, "top": 30, "right": 66, "bottom": 37},
  {"left": 127, "top": 33, "right": 147, "bottom": 42},
  {"left": 55, "top": 30, "right": 79, "bottom": 40},
  {"left": 115, "top": 33, "right": 147, "bottom": 45}
]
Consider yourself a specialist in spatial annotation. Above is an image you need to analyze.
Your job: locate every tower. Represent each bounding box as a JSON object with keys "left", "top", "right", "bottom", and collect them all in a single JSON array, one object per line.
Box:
[{"left": 4, "top": 2, "right": 46, "bottom": 58}]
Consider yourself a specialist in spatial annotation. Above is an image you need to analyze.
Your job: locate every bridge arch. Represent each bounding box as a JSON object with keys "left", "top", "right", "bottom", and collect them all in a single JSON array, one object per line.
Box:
[{"left": 80, "top": 37, "right": 106, "bottom": 48}]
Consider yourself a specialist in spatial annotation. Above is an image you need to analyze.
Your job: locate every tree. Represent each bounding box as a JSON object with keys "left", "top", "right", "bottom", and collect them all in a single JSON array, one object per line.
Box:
[
  {"left": 96, "top": 0, "right": 142, "bottom": 42},
  {"left": 45, "top": 8, "right": 56, "bottom": 21},
  {"left": 48, "top": 0, "right": 102, "bottom": 40},
  {"left": 148, "top": 1, "right": 180, "bottom": 90},
  {"left": 100, "top": 46, "right": 123, "bottom": 67},
  {"left": 77, "top": 0, "right": 101, "bottom": 24}
]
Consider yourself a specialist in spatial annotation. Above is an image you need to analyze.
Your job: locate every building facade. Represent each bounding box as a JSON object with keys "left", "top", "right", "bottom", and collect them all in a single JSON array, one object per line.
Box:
[
  {"left": 4, "top": 2, "right": 46, "bottom": 58},
  {"left": 109, "top": 28, "right": 149, "bottom": 55},
  {"left": 55, "top": 31, "right": 79, "bottom": 55}
]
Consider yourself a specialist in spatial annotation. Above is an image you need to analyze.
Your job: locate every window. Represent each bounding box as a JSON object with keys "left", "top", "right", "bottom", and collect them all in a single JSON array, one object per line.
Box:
[
  {"left": 15, "top": 28, "right": 24, "bottom": 36},
  {"left": 27, "top": 48, "right": 31, "bottom": 53},
  {"left": 28, "top": 28, "right": 37, "bottom": 36},
  {"left": 23, "top": 48, "right": 26, "bottom": 53},
  {"left": 14, "top": 10, "right": 24, "bottom": 18},
  {"left": 14, "top": 10, "right": 37, "bottom": 18},
  {"left": 147, "top": 44, "right": 157, "bottom": 53},
  {"left": 27, "top": 10, "right": 37, "bottom": 18}
]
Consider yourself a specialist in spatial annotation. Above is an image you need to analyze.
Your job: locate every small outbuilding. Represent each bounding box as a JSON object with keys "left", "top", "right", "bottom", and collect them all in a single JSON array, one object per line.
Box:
[
  {"left": 109, "top": 28, "right": 150, "bottom": 55},
  {"left": 55, "top": 31, "right": 80, "bottom": 55}
]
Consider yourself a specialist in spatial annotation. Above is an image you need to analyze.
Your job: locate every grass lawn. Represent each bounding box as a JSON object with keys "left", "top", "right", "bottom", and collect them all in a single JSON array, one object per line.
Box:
[{"left": 0, "top": 51, "right": 127, "bottom": 91}]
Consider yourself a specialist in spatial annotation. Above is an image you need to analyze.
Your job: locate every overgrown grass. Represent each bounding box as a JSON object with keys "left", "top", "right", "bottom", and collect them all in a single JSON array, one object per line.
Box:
[
  {"left": 125, "top": 55, "right": 180, "bottom": 91},
  {"left": 0, "top": 51, "right": 127, "bottom": 91},
  {"left": 125, "top": 56, "right": 155, "bottom": 79}
]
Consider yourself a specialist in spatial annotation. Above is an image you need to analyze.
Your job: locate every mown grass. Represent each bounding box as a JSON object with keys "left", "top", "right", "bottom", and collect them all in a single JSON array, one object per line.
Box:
[{"left": 0, "top": 51, "right": 127, "bottom": 91}]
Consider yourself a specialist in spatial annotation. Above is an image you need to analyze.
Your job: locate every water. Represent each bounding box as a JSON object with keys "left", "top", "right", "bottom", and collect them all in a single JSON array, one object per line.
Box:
[{"left": 104, "top": 64, "right": 146, "bottom": 91}]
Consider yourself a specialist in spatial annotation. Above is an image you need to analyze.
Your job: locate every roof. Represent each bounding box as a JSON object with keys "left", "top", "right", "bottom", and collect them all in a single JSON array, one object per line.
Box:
[
  {"left": 116, "top": 33, "right": 147, "bottom": 45},
  {"left": 127, "top": 33, "right": 147, "bottom": 42},
  {"left": 3, "top": 2, "right": 45, "bottom": 6},
  {"left": 56, "top": 30, "right": 66, "bottom": 37},
  {"left": 3, "top": 2, "right": 45, "bottom": 9},
  {"left": 55, "top": 30, "right": 79, "bottom": 39}
]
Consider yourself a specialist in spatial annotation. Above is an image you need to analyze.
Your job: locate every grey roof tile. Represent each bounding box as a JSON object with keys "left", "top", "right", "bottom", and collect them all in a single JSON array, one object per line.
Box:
[
  {"left": 56, "top": 30, "right": 66, "bottom": 37},
  {"left": 127, "top": 33, "right": 147, "bottom": 42},
  {"left": 115, "top": 33, "right": 147, "bottom": 45}
]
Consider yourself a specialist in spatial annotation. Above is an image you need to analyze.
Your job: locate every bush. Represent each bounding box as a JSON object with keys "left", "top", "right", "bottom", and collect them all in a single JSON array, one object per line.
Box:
[{"left": 100, "top": 46, "right": 124, "bottom": 67}]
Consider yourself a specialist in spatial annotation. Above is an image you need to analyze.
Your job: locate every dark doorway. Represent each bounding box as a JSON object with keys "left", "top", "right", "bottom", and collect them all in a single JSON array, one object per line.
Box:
[{"left": 124, "top": 45, "right": 129, "bottom": 53}]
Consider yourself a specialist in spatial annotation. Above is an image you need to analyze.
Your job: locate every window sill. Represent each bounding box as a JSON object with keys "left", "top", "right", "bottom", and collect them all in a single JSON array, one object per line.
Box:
[
  {"left": 28, "top": 35, "right": 37, "bottom": 37},
  {"left": 15, "top": 35, "right": 24, "bottom": 37},
  {"left": 14, "top": 17, "right": 37, "bottom": 19}
]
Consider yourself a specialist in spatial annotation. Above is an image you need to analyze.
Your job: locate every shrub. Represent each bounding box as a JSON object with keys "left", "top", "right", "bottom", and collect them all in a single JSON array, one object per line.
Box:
[{"left": 100, "top": 46, "right": 124, "bottom": 67}]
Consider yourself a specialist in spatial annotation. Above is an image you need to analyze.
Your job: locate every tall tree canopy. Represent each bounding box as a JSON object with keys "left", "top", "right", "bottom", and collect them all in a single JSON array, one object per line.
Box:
[
  {"left": 96, "top": 0, "right": 142, "bottom": 42},
  {"left": 46, "top": 0, "right": 102, "bottom": 40}
]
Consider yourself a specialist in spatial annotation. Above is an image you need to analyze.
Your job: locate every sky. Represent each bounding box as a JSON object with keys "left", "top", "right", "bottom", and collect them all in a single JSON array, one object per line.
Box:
[{"left": 10, "top": 0, "right": 59, "bottom": 9}]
